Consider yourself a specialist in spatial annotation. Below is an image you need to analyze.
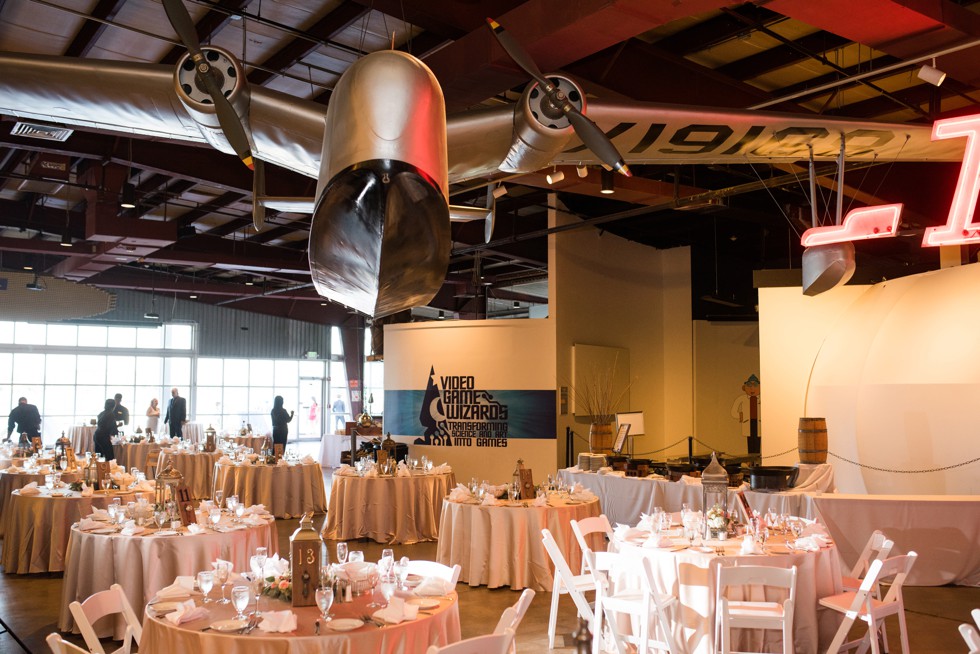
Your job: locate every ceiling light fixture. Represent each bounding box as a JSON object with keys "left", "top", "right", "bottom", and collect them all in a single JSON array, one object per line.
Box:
[
  {"left": 492, "top": 184, "right": 508, "bottom": 199},
  {"left": 438, "top": 310, "right": 445, "bottom": 320},
  {"left": 576, "top": 166, "right": 589, "bottom": 178},
  {"left": 189, "top": 294, "right": 198, "bottom": 299},
  {"left": 546, "top": 168, "right": 565, "bottom": 184},
  {"left": 917, "top": 58, "right": 946, "bottom": 86},
  {"left": 25, "top": 274, "right": 45, "bottom": 291},
  {"left": 120, "top": 182, "right": 137, "bottom": 209},
  {"left": 23, "top": 265, "right": 33, "bottom": 271},
  {"left": 60, "top": 228, "right": 71, "bottom": 247},
  {"left": 600, "top": 168, "right": 615, "bottom": 194}
]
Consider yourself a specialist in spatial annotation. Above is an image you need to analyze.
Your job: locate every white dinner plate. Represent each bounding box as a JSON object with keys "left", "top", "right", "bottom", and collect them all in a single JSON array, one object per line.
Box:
[
  {"left": 325, "top": 618, "right": 363, "bottom": 632},
  {"left": 210, "top": 619, "right": 249, "bottom": 632},
  {"left": 407, "top": 597, "right": 440, "bottom": 610}
]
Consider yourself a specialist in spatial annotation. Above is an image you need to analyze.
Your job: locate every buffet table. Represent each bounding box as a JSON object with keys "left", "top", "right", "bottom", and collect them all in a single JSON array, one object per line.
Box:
[
  {"left": 59, "top": 512, "right": 277, "bottom": 638},
  {"left": 0, "top": 487, "right": 152, "bottom": 574},
  {"left": 814, "top": 493, "right": 980, "bottom": 586},
  {"left": 141, "top": 580, "right": 461, "bottom": 653},
  {"left": 324, "top": 471, "right": 456, "bottom": 544},
  {"left": 112, "top": 441, "right": 161, "bottom": 474},
  {"left": 157, "top": 450, "right": 224, "bottom": 500},
  {"left": 436, "top": 493, "right": 601, "bottom": 591},
  {"left": 69, "top": 426, "right": 96, "bottom": 454},
  {"left": 558, "top": 466, "right": 833, "bottom": 527},
  {"left": 212, "top": 461, "right": 327, "bottom": 518}
]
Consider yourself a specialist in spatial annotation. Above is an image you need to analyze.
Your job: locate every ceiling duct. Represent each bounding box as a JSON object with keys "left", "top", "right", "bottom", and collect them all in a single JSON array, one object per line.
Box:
[{"left": 11, "top": 121, "right": 74, "bottom": 142}]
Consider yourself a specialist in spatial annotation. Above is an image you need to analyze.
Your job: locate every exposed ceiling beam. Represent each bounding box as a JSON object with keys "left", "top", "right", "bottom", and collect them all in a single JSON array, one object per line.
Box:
[{"left": 63, "top": 0, "right": 127, "bottom": 58}]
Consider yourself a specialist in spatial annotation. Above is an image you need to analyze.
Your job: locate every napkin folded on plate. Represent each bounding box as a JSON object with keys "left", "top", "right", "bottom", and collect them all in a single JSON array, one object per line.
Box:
[
  {"left": 740, "top": 536, "right": 764, "bottom": 555},
  {"left": 793, "top": 535, "right": 831, "bottom": 551},
  {"left": 565, "top": 465, "right": 582, "bottom": 473},
  {"left": 335, "top": 465, "right": 357, "bottom": 477},
  {"left": 480, "top": 494, "right": 500, "bottom": 506},
  {"left": 374, "top": 597, "right": 418, "bottom": 624},
  {"left": 679, "top": 475, "right": 702, "bottom": 486},
  {"left": 80, "top": 484, "right": 94, "bottom": 497},
  {"left": 112, "top": 472, "right": 135, "bottom": 488},
  {"left": 276, "top": 458, "right": 289, "bottom": 467},
  {"left": 300, "top": 454, "right": 316, "bottom": 465},
  {"left": 212, "top": 558, "right": 235, "bottom": 573},
  {"left": 186, "top": 524, "right": 205, "bottom": 535},
  {"left": 397, "top": 464, "right": 410, "bottom": 478},
  {"left": 120, "top": 520, "right": 145, "bottom": 536},
  {"left": 164, "top": 600, "right": 209, "bottom": 625},
  {"left": 7, "top": 465, "right": 23, "bottom": 473},
  {"left": 77, "top": 518, "right": 104, "bottom": 531},
  {"left": 532, "top": 494, "right": 549, "bottom": 507},
  {"left": 570, "top": 490, "right": 596, "bottom": 502},
  {"left": 245, "top": 504, "right": 270, "bottom": 516},
  {"left": 644, "top": 533, "right": 675, "bottom": 549},
  {"left": 638, "top": 514, "right": 659, "bottom": 531},
  {"left": 155, "top": 577, "right": 195, "bottom": 600},
  {"left": 363, "top": 467, "right": 378, "bottom": 478},
  {"left": 447, "top": 484, "right": 472, "bottom": 503},
  {"left": 430, "top": 463, "right": 452, "bottom": 474},
  {"left": 89, "top": 508, "right": 109, "bottom": 520},
  {"left": 257, "top": 610, "right": 297, "bottom": 633},
  {"left": 37, "top": 465, "right": 51, "bottom": 474},
  {"left": 801, "top": 522, "right": 828, "bottom": 537},
  {"left": 613, "top": 525, "right": 646, "bottom": 542},
  {"left": 217, "top": 456, "right": 234, "bottom": 465},
  {"left": 414, "top": 576, "right": 452, "bottom": 597},
  {"left": 134, "top": 480, "right": 155, "bottom": 492},
  {"left": 253, "top": 553, "right": 290, "bottom": 578},
  {"left": 243, "top": 515, "right": 267, "bottom": 526},
  {"left": 18, "top": 482, "right": 40, "bottom": 495}
]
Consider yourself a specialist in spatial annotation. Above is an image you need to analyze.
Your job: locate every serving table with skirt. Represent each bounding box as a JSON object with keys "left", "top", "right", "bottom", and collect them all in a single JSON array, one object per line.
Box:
[
  {"left": 141, "top": 581, "right": 461, "bottom": 654},
  {"left": 59, "top": 511, "right": 277, "bottom": 638},
  {"left": 0, "top": 487, "right": 152, "bottom": 573},
  {"left": 324, "top": 470, "right": 456, "bottom": 544},
  {"left": 157, "top": 449, "right": 224, "bottom": 500},
  {"left": 436, "top": 492, "right": 601, "bottom": 591},
  {"left": 212, "top": 461, "right": 327, "bottom": 518}
]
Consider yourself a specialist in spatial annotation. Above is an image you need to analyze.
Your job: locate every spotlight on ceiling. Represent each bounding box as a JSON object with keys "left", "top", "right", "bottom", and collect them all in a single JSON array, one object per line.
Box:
[
  {"left": 546, "top": 169, "right": 565, "bottom": 185},
  {"left": 438, "top": 310, "right": 445, "bottom": 320},
  {"left": 60, "top": 228, "right": 72, "bottom": 247},
  {"left": 120, "top": 183, "right": 137, "bottom": 209},
  {"left": 143, "top": 311, "right": 160, "bottom": 320},
  {"left": 25, "top": 274, "right": 45, "bottom": 291},
  {"left": 492, "top": 184, "right": 508, "bottom": 199},
  {"left": 917, "top": 59, "right": 946, "bottom": 86},
  {"left": 576, "top": 166, "right": 589, "bottom": 178},
  {"left": 600, "top": 168, "right": 615, "bottom": 194},
  {"left": 189, "top": 294, "right": 198, "bottom": 299}
]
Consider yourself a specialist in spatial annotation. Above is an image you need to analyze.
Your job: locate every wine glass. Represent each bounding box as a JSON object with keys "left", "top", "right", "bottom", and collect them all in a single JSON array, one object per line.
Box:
[
  {"left": 380, "top": 548, "right": 394, "bottom": 572},
  {"left": 336, "top": 542, "right": 348, "bottom": 564},
  {"left": 394, "top": 557, "right": 409, "bottom": 590},
  {"left": 209, "top": 508, "right": 222, "bottom": 530},
  {"left": 102, "top": 475, "right": 112, "bottom": 493},
  {"left": 197, "top": 570, "right": 214, "bottom": 603},
  {"left": 59, "top": 458, "right": 68, "bottom": 472},
  {"left": 766, "top": 507, "right": 778, "bottom": 529},
  {"left": 215, "top": 561, "right": 230, "bottom": 604},
  {"left": 214, "top": 489, "right": 224, "bottom": 507},
  {"left": 106, "top": 503, "right": 118, "bottom": 523},
  {"left": 315, "top": 586, "right": 334, "bottom": 622},
  {"left": 348, "top": 550, "right": 364, "bottom": 564},
  {"left": 234, "top": 502, "right": 246, "bottom": 523},
  {"left": 365, "top": 566, "right": 383, "bottom": 608},
  {"left": 231, "top": 585, "right": 250, "bottom": 621},
  {"left": 379, "top": 573, "right": 396, "bottom": 608},
  {"left": 253, "top": 546, "right": 268, "bottom": 576},
  {"left": 153, "top": 510, "right": 167, "bottom": 530}
]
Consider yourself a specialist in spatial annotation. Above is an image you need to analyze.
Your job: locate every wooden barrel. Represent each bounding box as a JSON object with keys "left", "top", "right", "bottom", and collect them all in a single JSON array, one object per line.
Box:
[
  {"left": 589, "top": 422, "right": 614, "bottom": 454},
  {"left": 798, "top": 417, "right": 828, "bottom": 464}
]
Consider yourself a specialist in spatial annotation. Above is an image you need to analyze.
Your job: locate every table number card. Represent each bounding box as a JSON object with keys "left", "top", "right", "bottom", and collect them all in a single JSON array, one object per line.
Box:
[
  {"left": 95, "top": 461, "right": 112, "bottom": 490},
  {"left": 65, "top": 447, "right": 77, "bottom": 471},
  {"left": 519, "top": 468, "right": 535, "bottom": 500},
  {"left": 376, "top": 449, "right": 389, "bottom": 465},
  {"left": 31, "top": 436, "right": 42, "bottom": 453},
  {"left": 274, "top": 443, "right": 284, "bottom": 461},
  {"left": 176, "top": 485, "right": 196, "bottom": 526}
]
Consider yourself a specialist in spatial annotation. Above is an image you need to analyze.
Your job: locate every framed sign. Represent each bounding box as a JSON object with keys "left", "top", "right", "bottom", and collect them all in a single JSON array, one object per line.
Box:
[
  {"left": 290, "top": 539, "right": 318, "bottom": 607},
  {"left": 735, "top": 489, "right": 754, "bottom": 523},
  {"left": 95, "top": 461, "right": 112, "bottom": 490},
  {"left": 65, "top": 447, "right": 77, "bottom": 471},
  {"left": 613, "top": 424, "right": 630, "bottom": 453},
  {"left": 31, "top": 436, "right": 42, "bottom": 453},
  {"left": 176, "top": 485, "right": 197, "bottom": 526},
  {"left": 518, "top": 468, "right": 535, "bottom": 500},
  {"left": 273, "top": 443, "right": 284, "bottom": 461}
]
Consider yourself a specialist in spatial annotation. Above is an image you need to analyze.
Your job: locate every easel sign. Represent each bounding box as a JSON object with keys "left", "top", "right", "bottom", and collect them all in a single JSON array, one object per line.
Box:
[
  {"left": 613, "top": 424, "right": 630, "bottom": 454},
  {"left": 65, "top": 447, "right": 77, "bottom": 471},
  {"left": 176, "top": 485, "right": 197, "bottom": 526}
]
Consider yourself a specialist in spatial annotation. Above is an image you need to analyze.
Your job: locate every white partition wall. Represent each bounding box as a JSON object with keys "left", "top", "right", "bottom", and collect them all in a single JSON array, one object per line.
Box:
[{"left": 383, "top": 319, "right": 557, "bottom": 484}]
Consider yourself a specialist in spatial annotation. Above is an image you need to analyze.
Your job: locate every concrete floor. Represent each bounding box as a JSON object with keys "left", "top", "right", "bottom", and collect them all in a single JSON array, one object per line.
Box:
[{"left": 1, "top": 468, "right": 978, "bottom": 653}]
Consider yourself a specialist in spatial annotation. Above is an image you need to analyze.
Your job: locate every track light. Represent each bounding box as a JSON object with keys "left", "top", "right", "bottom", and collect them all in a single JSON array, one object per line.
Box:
[
  {"left": 438, "top": 310, "right": 445, "bottom": 320},
  {"left": 917, "top": 59, "right": 946, "bottom": 86},
  {"left": 120, "top": 183, "right": 137, "bottom": 209},
  {"left": 546, "top": 169, "right": 565, "bottom": 184},
  {"left": 600, "top": 168, "right": 615, "bottom": 194},
  {"left": 60, "top": 228, "right": 72, "bottom": 247},
  {"left": 576, "top": 166, "right": 589, "bottom": 178},
  {"left": 25, "top": 274, "right": 45, "bottom": 291},
  {"left": 492, "top": 184, "right": 508, "bottom": 199}
]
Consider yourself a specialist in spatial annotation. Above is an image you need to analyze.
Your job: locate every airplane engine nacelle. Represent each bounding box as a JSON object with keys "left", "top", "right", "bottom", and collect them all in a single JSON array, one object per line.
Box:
[
  {"left": 173, "top": 46, "right": 250, "bottom": 155},
  {"left": 309, "top": 50, "right": 449, "bottom": 318},
  {"left": 499, "top": 74, "right": 585, "bottom": 173}
]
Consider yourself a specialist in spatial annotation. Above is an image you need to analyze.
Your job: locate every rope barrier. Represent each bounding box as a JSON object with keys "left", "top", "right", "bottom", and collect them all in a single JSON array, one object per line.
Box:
[
  {"left": 827, "top": 451, "right": 980, "bottom": 474},
  {"left": 632, "top": 436, "right": 690, "bottom": 457}
]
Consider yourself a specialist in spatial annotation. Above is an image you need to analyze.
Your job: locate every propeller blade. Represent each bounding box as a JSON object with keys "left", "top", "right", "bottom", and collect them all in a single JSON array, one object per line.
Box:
[
  {"left": 484, "top": 186, "right": 495, "bottom": 244},
  {"left": 485, "top": 18, "right": 551, "bottom": 90},
  {"left": 163, "top": 0, "right": 203, "bottom": 59},
  {"left": 565, "top": 110, "right": 631, "bottom": 177},
  {"left": 252, "top": 160, "right": 266, "bottom": 231},
  {"left": 198, "top": 70, "right": 255, "bottom": 169}
]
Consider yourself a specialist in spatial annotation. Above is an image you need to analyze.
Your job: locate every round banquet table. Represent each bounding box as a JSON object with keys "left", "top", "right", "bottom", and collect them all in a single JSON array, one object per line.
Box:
[
  {"left": 224, "top": 435, "right": 269, "bottom": 452},
  {"left": 70, "top": 425, "right": 96, "bottom": 454},
  {"left": 112, "top": 441, "right": 161, "bottom": 474},
  {"left": 141, "top": 584, "right": 461, "bottom": 654},
  {"left": 609, "top": 528, "right": 842, "bottom": 654},
  {"left": 0, "top": 470, "right": 82, "bottom": 535},
  {"left": 324, "top": 471, "right": 456, "bottom": 545},
  {"left": 0, "top": 487, "right": 153, "bottom": 574},
  {"left": 157, "top": 449, "right": 224, "bottom": 499},
  {"left": 213, "top": 462, "right": 327, "bottom": 518},
  {"left": 182, "top": 422, "right": 204, "bottom": 444},
  {"left": 436, "top": 493, "right": 602, "bottom": 591},
  {"left": 0, "top": 457, "right": 30, "bottom": 471},
  {"left": 59, "top": 513, "right": 278, "bottom": 638}
]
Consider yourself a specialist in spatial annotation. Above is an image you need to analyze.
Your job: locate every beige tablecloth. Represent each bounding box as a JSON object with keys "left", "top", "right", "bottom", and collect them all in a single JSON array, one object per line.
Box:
[
  {"left": 610, "top": 532, "right": 842, "bottom": 654},
  {"left": 814, "top": 494, "right": 980, "bottom": 586},
  {"left": 0, "top": 470, "right": 82, "bottom": 535},
  {"left": 225, "top": 435, "right": 269, "bottom": 452},
  {"left": 59, "top": 516, "right": 278, "bottom": 638},
  {"left": 213, "top": 462, "right": 327, "bottom": 518},
  {"left": 437, "top": 495, "right": 602, "bottom": 591},
  {"left": 157, "top": 450, "right": 224, "bottom": 500},
  {"left": 141, "top": 586, "right": 461, "bottom": 653},
  {"left": 112, "top": 442, "right": 162, "bottom": 474},
  {"left": 0, "top": 488, "right": 152, "bottom": 573},
  {"left": 182, "top": 423, "right": 204, "bottom": 444},
  {"left": 70, "top": 426, "right": 96, "bottom": 454},
  {"left": 324, "top": 472, "right": 456, "bottom": 544}
]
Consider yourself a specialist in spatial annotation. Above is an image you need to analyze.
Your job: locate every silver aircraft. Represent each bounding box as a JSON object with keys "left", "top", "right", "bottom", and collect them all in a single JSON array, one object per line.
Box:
[{"left": 0, "top": 6, "right": 966, "bottom": 316}]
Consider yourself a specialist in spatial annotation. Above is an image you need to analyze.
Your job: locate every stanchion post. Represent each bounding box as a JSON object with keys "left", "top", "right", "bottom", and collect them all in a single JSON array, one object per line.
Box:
[{"left": 688, "top": 436, "right": 694, "bottom": 465}]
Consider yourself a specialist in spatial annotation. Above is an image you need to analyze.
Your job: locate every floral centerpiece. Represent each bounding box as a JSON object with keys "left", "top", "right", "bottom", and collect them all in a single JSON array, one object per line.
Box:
[
  {"left": 263, "top": 574, "right": 291, "bottom": 602},
  {"left": 706, "top": 503, "right": 729, "bottom": 540}
]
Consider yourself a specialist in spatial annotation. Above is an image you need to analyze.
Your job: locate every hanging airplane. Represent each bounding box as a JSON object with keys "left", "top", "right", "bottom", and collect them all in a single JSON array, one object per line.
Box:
[{"left": 0, "top": 2, "right": 967, "bottom": 316}]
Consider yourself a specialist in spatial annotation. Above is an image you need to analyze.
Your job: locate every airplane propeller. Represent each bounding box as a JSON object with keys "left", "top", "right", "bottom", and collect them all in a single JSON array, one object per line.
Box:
[{"left": 486, "top": 18, "right": 632, "bottom": 178}]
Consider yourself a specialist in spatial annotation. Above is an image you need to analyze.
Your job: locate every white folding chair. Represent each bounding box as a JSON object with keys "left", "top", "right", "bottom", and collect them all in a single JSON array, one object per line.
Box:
[
  {"left": 405, "top": 560, "right": 462, "bottom": 591},
  {"left": 588, "top": 550, "right": 683, "bottom": 654},
  {"left": 426, "top": 627, "right": 515, "bottom": 654},
  {"left": 842, "top": 531, "right": 893, "bottom": 593},
  {"left": 715, "top": 564, "right": 797, "bottom": 654},
  {"left": 570, "top": 515, "right": 614, "bottom": 575},
  {"left": 493, "top": 588, "right": 536, "bottom": 634},
  {"left": 821, "top": 552, "right": 918, "bottom": 654},
  {"left": 960, "top": 620, "right": 980, "bottom": 654},
  {"left": 542, "top": 527, "right": 595, "bottom": 649},
  {"left": 45, "top": 634, "right": 89, "bottom": 654},
  {"left": 67, "top": 583, "right": 142, "bottom": 654}
]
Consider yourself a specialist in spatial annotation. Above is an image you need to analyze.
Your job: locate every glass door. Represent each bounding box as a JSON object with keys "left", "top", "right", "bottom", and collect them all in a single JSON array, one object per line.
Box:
[{"left": 297, "top": 377, "right": 324, "bottom": 442}]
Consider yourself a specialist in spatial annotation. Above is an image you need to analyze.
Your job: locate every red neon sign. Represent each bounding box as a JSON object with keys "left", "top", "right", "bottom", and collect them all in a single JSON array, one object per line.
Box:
[{"left": 801, "top": 204, "right": 903, "bottom": 247}]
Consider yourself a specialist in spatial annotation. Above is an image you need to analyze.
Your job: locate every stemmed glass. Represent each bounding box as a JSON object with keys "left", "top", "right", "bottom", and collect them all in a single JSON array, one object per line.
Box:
[
  {"left": 59, "top": 458, "right": 68, "bottom": 472},
  {"left": 253, "top": 547, "right": 268, "bottom": 576},
  {"left": 214, "top": 489, "right": 224, "bottom": 507},
  {"left": 379, "top": 572, "right": 397, "bottom": 608},
  {"left": 197, "top": 570, "right": 214, "bottom": 603},
  {"left": 214, "top": 561, "right": 230, "bottom": 604},
  {"left": 365, "top": 566, "right": 383, "bottom": 608},
  {"left": 336, "top": 542, "right": 348, "bottom": 564},
  {"left": 209, "top": 508, "right": 222, "bottom": 530},
  {"left": 153, "top": 510, "right": 167, "bottom": 530},
  {"left": 315, "top": 586, "right": 334, "bottom": 622},
  {"left": 380, "top": 548, "right": 394, "bottom": 572},
  {"left": 234, "top": 502, "right": 246, "bottom": 523},
  {"left": 348, "top": 551, "right": 364, "bottom": 564},
  {"left": 394, "top": 557, "right": 409, "bottom": 590},
  {"left": 231, "top": 585, "right": 250, "bottom": 621}
]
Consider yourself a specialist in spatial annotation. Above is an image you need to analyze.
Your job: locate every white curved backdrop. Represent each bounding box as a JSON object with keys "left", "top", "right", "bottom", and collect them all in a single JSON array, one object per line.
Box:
[{"left": 760, "top": 264, "right": 980, "bottom": 495}]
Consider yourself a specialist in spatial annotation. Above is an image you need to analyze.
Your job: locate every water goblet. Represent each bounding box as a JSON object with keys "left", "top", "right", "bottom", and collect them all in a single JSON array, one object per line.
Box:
[
  {"left": 106, "top": 503, "right": 118, "bottom": 523},
  {"left": 253, "top": 547, "right": 268, "bottom": 576},
  {"left": 102, "top": 475, "right": 112, "bottom": 493},
  {"left": 153, "top": 510, "right": 167, "bottom": 530},
  {"left": 336, "top": 542, "right": 348, "bottom": 564},
  {"left": 45, "top": 474, "right": 55, "bottom": 491},
  {"left": 214, "top": 489, "right": 224, "bottom": 507},
  {"left": 379, "top": 573, "right": 397, "bottom": 607},
  {"left": 315, "top": 586, "right": 334, "bottom": 622},
  {"left": 197, "top": 570, "right": 214, "bottom": 603},
  {"left": 394, "top": 557, "right": 409, "bottom": 590},
  {"left": 365, "top": 567, "right": 383, "bottom": 608},
  {"left": 215, "top": 561, "right": 231, "bottom": 604},
  {"left": 59, "top": 458, "right": 68, "bottom": 472},
  {"left": 234, "top": 502, "right": 246, "bottom": 523},
  {"left": 209, "top": 508, "right": 222, "bottom": 530},
  {"left": 766, "top": 507, "right": 778, "bottom": 529},
  {"left": 381, "top": 548, "right": 394, "bottom": 570},
  {"left": 348, "top": 550, "right": 364, "bottom": 564},
  {"left": 231, "top": 585, "right": 250, "bottom": 621}
]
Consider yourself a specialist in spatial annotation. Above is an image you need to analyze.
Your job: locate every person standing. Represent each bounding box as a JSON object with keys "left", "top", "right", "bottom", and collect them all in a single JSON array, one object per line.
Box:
[
  {"left": 6, "top": 396, "right": 41, "bottom": 442},
  {"left": 146, "top": 398, "right": 160, "bottom": 432},
  {"left": 163, "top": 387, "right": 187, "bottom": 439},
  {"left": 271, "top": 395, "right": 294, "bottom": 448},
  {"left": 112, "top": 393, "right": 130, "bottom": 426},
  {"left": 730, "top": 374, "right": 761, "bottom": 457},
  {"left": 93, "top": 398, "right": 118, "bottom": 461},
  {"left": 332, "top": 394, "right": 347, "bottom": 432}
]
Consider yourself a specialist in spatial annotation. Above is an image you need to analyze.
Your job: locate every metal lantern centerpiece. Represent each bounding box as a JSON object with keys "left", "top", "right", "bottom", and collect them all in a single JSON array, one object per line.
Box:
[
  {"left": 701, "top": 452, "right": 730, "bottom": 540},
  {"left": 290, "top": 512, "right": 321, "bottom": 607},
  {"left": 55, "top": 432, "right": 71, "bottom": 465},
  {"left": 204, "top": 424, "right": 217, "bottom": 452},
  {"left": 155, "top": 460, "right": 184, "bottom": 517}
]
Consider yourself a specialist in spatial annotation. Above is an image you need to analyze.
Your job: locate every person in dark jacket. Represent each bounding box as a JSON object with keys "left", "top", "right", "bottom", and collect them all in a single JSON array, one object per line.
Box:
[
  {"left": 163, "top": 387, "right": 187, "bottom": 439},
  {"left": 6, "top": 397, "right": 41, "bottom": 442},
  {"left": 271, "top": 396, "right": 294, "bottom": 448},
  {"left": 93, "top": 398, "right": 118, "bottom": 461}
]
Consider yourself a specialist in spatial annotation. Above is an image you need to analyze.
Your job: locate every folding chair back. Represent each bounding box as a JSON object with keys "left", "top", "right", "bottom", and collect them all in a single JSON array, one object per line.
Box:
[
  {"left": 67, "top": 583, "right": 141, "bottom": 654},
  {"left": 843, "top": 530, "right": 893, "bottom": 593},
  {"left": 570, "top": 515, "right": 613, "bottom": 574},
  {"left": 426, "top": 628, "right": 515, "bottom": 654},
  {"left": 45, "top": 633, "right": 90, "bottom": 654},
  {"left": 405, "top": 560, "right": 461, "bottom": 591},
  {"left": 542, "top": 527, "right": 595, "bottom": 648},
  {"left": 716, "top": 563, "right": 797, "bottom": 654}
]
